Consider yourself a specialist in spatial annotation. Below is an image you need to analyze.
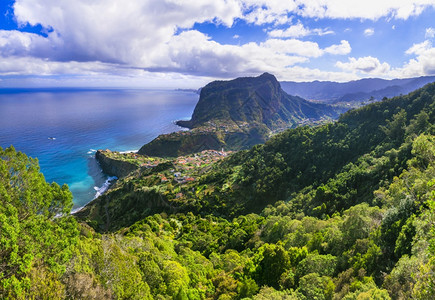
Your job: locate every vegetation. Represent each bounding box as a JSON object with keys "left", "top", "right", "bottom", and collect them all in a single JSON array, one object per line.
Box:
[
  {"left": 177, "top": 73, "right": 341, "bottom": 130},
  {"left": 1, "top": 82, "right": 435, "bottom": 299},
  {"left": 280, "top": 75, "right": 435, "bottom": 105},
  {"left": 139, "top": 73, "right": 343, "bottom": 157}
]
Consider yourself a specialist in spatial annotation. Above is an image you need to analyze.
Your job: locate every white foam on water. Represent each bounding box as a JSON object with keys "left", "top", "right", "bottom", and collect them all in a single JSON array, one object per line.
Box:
[
  {"left": 93, "top": 176, "right": 118, "bottom": 199},
  {"left": 71, "top": 206, "right": 84, "bottom": 214},
  {"left": 119, "top": 149, "right": 138, "bottom": 154}
]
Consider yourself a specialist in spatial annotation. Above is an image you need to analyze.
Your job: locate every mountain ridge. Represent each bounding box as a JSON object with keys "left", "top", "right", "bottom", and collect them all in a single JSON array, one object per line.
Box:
[
  {"left": 3, "top": 81, "right": 435, "bottom": 299},
  {"left": 139, "top": 73, "right": 344, "bottom": 157},
  {"left": 177, "top": 72, "right": 341, "bottom": 130},
  {"left": 280, "top": 75, "right": 435, "bottom": 103},
  {"left": 83, "top": 81, "right": 435, "bottom": 230}
]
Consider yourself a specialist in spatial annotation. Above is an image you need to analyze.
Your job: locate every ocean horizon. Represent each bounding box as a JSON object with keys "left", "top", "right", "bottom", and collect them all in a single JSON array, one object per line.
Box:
[{"left": 0, "top": 88, "right": 198, "bottom": 209}]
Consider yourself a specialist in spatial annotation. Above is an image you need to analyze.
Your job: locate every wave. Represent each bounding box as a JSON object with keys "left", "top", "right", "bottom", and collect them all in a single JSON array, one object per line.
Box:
[
  {"left": 87, "top": 149, "right": 97, "bottom": 154},
  {"left": 119, "top": 149, "right": 138, "bottom": 154},
  {"left": 93, "top": 176, "right": 118, "bottom": 199},
  {"left": 87, "top": 148, "right": 138, "bottom": 155},
  {"left": 71, "top": 206, "right": 84, "bottom": 214}
]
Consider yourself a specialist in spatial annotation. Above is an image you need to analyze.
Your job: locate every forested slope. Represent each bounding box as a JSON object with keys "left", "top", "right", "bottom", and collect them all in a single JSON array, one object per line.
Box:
[
  {"left": 1, "top": 82, "right": 435, "bottom": 299},
  {"left": 81, "top": 82, "right": 435, "bottom": 230},
  {"left": 139, "top": 73, "right": 343, "bottom": 157}
]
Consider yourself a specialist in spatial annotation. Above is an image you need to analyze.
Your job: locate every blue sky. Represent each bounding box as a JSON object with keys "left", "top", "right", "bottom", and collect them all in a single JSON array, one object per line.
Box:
[{"left": 1, "top": 0, "right": 435, "bottom": 88}]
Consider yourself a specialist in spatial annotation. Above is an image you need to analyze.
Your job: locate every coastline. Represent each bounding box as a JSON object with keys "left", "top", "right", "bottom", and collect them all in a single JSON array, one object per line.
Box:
[
  {"left": 72, "top": 148, "right": 138, "bottom": 215},
  {"left": 175, "top": 119, "right": 193, "bottom": 129}
]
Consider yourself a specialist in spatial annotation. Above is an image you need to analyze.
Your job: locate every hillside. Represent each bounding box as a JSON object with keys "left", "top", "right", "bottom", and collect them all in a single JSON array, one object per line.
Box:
[
  {"left": 2, "top": 82, "right": 435, "bottom": 299},
  {"left": 139, "top": 73, "right": 343, "bottom": 157},
  {"left": 281, "top": 75, "right": 435, "bottom": 104},
  {"left": 177, "top": 72, "right": 340, "bottom": 130},
  {"left": 80, "top": 81, "right": 435, "bottom": 230}
]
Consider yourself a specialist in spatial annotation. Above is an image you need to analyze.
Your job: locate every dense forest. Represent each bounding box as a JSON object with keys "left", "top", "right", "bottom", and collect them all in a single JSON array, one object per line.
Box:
[{"left": 1, "top": 82, "right": 435, "bottom": 299}]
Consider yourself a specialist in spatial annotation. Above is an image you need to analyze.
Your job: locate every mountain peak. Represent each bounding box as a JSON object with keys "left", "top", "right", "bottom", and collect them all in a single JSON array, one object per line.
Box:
[
  {"left": 176, "top": 73, "right": 341, "bottom": 131},
  {"left": 259, "top": 72, "right": 277, "bottom": 81}
]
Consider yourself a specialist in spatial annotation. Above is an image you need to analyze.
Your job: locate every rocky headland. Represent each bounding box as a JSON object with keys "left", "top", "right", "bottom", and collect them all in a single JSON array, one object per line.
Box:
[{"left": 139, "top": 72, "right": 345, "bottom": 157}]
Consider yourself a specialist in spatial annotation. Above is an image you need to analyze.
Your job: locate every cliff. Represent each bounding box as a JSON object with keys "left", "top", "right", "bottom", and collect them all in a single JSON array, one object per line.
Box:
[
  {"left": 83, "top": 82, "right": 435, "bottom": 230},
  {"left": 177, "top": 72, "right": 342, "bottom": 130},
  {"left": 139, "top": 126, "right": 267, "bottom": 157},
  {"left": 140, "top": 73, "right": 344, "bottom": 157},
  {"left": 95, "top": 150, "right": 139, "bottom": 178}
]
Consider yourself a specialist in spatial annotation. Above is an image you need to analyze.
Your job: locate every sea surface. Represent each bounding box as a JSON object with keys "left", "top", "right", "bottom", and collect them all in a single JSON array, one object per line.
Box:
[{"left": 0, "top": 88, "right": 198, "bottom": 209}]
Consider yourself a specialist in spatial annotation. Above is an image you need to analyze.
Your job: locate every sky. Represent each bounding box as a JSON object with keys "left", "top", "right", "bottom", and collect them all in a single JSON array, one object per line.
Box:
[{"left": 0, "top": 0, "right": 435, "bottom": 88}]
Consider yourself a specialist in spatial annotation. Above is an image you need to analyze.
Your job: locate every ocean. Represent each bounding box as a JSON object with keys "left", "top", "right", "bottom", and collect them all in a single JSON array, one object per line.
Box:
[{"left": 0, "top": 88, "right": 198, "bottom": 209}]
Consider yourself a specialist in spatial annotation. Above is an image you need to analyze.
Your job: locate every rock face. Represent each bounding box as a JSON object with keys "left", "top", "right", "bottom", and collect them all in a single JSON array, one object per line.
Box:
[
  {"left": 95, "top": 150, "right": 138, "bottom": 178},
  {"left": 139, "top": 129, "right": 265, "bottom": 157},
  {"left": 177, "top": 72, "right": 341, "bottom": 130},
  {"left": 139, "top": 132, "right": 223, "bottom": 157},
  {"left": 139, "top": 73, "right": 345, "bottom": 157}
]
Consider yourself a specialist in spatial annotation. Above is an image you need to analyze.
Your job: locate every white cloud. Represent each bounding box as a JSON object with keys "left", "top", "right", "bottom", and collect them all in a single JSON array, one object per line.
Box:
[
  {"left": 240, "top": 0, "right": 296, "bottom": 25},
  {"left": 268, "top": 21, "right": 334, "bottom": 38},
  {"left": 0, "top": 55, "right": 116, "bottom": 76},
  {"left": 364, "top": 28, "right": 375, "bottom": 36},
  {"left": 275, "top": 65, "right": 360, "bottom": 82},
  {"left": 12, "top": 0, "right": 242, "bottom": 66},
  {"left": 241, "top": 0, "right": 435, "bottom": 23},
  {"left": 425, "top": 27, "right": 435, "bottom": 38},
  {"left": 233, "top": 34, "right": 240, "bottom": 39},
  {"left": 118, "top": 29, "right": 311, "bottom": 77},
  {"left": 262, "top": 39, "right": 350, "bottom": 57},
  {"left": 1, "top": 0, "right": 435, "bottom": 85},
  {"left": 262, "top": 39, "right": 323, "bottom": 57},
  {"left": 0, "top": 29, "right": 354, "bottom": 82},
  {"left": 336, "top": 56, "right": 391, "bottom": 75},
  {"left": 268, "top": 22, "right": 311, "bottom": 38},
  {"left": 0, "top": 30, "right": 53, "bottom": 58},
  {"left": 334, "top": 40, "right": 435, "bottom": 79},
  {"left": 292, "top": 0, "right": 435, "bottom": 20},
  {"left": 324, "top": 40, "right": 351, "bottom": 55},
  {"left": 313, "top": 28, "right": 335, "bottom": 36},
  {"left": 405, "top": 40, "right": 432, "bottom": 55},
  {"left": 393, "top": 40, "right": 435, "bottom": 77},
  {"left": 0, "top": 0, "right": 356, "bottom": 81}
]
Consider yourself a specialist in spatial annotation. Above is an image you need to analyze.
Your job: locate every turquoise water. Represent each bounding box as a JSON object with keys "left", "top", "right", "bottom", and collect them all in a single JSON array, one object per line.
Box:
[{"left": 0, "top": 89, "right": 198, "bottom": 209}]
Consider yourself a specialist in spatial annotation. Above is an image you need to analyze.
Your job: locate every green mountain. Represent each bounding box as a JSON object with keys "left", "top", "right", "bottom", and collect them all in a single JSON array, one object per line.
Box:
[
  {"left": 80, "top": 81, "right": 435, "bottom": 231},
  {"left": 280, "top": 75, "right": 435, "bottom": 103},
  {"left": 177, "top": 72, "right": 341, "bottom": 130},
  {"left": 138, "top": 73, "right": 343, "bottom": 157},
  {"left": 1, "top": 82, "right": 435, "bottom": 299}
]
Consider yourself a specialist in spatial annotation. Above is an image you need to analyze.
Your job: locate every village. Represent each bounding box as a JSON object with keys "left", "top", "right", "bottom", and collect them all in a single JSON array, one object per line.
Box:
[{"left": 101, "top": 148, "right": 231, "bottom": 200}]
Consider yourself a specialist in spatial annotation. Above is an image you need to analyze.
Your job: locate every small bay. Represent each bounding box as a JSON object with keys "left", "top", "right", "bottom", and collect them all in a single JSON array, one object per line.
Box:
[{"left": 0, "top": 88, "right": 198, "bottom": 209}]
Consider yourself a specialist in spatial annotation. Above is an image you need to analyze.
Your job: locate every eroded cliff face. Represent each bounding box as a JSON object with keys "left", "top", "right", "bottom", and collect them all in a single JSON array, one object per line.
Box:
[
  {"left": 95, "top": 150, "right": 139, "bottom": 178},
  {"left": 138, "top": 126, "right": 268, "bottom": 157},
  {"left": 139, "top": 73, "right": 344, "bottom": 157},
  {"left": 176, "top": 72, "right": 341, "bottom": 131}
]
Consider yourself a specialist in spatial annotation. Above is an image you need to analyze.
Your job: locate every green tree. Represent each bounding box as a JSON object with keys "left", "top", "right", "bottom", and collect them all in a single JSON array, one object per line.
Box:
[
  {"left": 380, "top": 109, "right": 407, "bottom": 143},
  {"left": 297, "top": 273, "right": 335, "bottom": 300},
  {"left": 256, "top": 244, "right": 291, "bottom": 288},
  {"left": 0, "top": 146, "right": 73, "bottom": 219},
  {"left": 0, "top": 146, "right": 78, "bottom": 299}
]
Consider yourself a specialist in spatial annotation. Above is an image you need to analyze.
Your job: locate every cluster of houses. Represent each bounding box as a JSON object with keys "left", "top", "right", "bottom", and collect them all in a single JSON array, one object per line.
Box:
[
  {"left": 172, "top": 171, "right": 195, "bottom": 184},
  {"left": 176, "top": 149, "right": 228, "bottom": 167},
  {"left": 157, "top": 149, "right": 230, "bottom": 187}
]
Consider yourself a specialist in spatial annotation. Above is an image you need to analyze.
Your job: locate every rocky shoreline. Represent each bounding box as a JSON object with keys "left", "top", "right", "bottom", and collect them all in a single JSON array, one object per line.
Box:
[{"left": 95, "top": 149, "right": 139, "bottom": 178}]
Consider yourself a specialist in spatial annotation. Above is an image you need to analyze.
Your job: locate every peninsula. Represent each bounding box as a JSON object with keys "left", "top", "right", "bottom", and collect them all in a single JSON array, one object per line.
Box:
[{"left": 139, "top": 73, "right": 345, "bottom": 157}]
